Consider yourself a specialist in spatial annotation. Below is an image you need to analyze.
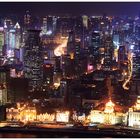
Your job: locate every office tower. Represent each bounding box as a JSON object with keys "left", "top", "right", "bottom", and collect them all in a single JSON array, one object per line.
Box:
[
  {"left": 42, "top": 17, "right": 47, "bottom": 34},
  {"left": 0, "top": 66, "right": 9, "bottom": 105},
  {"left": 47, "top": 16, "right": 53, "bottom": 32},
  {"left": 24, "top": 10, "right": 31, "bottom": 29},
  {"left": 14, "top": 22, "right": 21, "bottom": 49},
  {"left": 52, "top": 16, "right": 57, "bottom": 33},
  {"left": 43, "top": 64, "right": 53, "bottom": 86},
  {"left": 102, "top": 36, "right": 114, "bottom": 70},
  {"left": 74, "top": 41, "right": 81, "bottom": 58},
  {"left": 9, "top": 29, "right": 16, "bottom": 49},
  {"left": 67, "top": 31, "right": 75, "bottom": 56},
  {"left": 132, "top": 43, "right": 140, "bottom": 78},
  {"left": 118, "top": 45, "right": 127, "bottom": 70},
  {"left": 89, "top": 31, "right": 101, "bottom": 68},
  {"left": 0, "top": 27, "right": 4, "bottom": 56},
  {"left": 90, "top": 31, "right": 100, "bottom": 57},
  {"left": 82, "top": 15, "right": 88, "bottom": 29},
  {"left": 24, "top": 30, "right": 43, "bottom": 91}
]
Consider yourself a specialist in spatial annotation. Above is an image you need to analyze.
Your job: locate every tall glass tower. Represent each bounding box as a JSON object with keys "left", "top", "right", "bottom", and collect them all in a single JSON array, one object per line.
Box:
[{"left": 24, "top": 30, "right": 43, "bottom": 91}]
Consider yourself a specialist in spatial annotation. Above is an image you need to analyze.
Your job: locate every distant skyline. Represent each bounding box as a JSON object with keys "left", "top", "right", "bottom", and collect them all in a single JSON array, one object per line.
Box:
[{"left": 0, "top": 2, "right": 140, "bottom": 16}]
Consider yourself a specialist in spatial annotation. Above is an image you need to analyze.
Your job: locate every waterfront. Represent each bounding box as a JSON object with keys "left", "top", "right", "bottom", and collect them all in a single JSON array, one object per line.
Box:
[{"left": 0, "top": 125, "right": 140, "bottom": 138}]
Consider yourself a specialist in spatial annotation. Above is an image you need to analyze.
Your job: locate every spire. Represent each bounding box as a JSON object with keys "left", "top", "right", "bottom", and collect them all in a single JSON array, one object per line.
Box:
[{"left": 14, "top": 22, "right": 20, "bottom": 29}]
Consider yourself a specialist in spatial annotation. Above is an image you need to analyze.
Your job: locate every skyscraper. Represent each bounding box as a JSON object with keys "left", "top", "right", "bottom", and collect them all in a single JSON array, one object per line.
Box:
[
  {"left": 102, "top": 35, "right": 114, "bottom": 70},
  {"left": 14, "top": 22, "right": 21, "bottom": 49},
  {"left": 24, "top": 10, "right": 31, "bottom": 30},
  {"left": 0, "top": 27, "right": 4, "bottom": 56},
  {"left": 132, "top": 43, "right": 140, "bottom": 78},
  {"left": 24, "top": 30, "right": 43, "bottom": 91},
  {"left": 42, "top": 17, "right": 47, "bottom": 34}
]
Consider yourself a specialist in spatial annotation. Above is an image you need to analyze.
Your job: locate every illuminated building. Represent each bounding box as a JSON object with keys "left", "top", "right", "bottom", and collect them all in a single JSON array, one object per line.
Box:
[
  {"left": 19, "top": 47, "right": 25, "bottom": 62},
  {"left": 40, "top": 16, "right": 56, "bottom": 36},
  {"left": 47, "top": 16, "right": 53, "bottom": 34},
  {"left": 102, "top": 36, "right": 114, "bottom": 71},
  {"left": 0, "top": 67, "right": 9, "bottom": 105},
  {"left": 72, "top": 112, "right": 86, "bottom": 122},
  {"left": 37, "top": 113, "right": 55, "bottom": 122},
  {"left": 82, "top": 15, "right": 88, "bottom": 29},
  {"left": 42, "top": 17, "right": 47, "bottom": 34},
  {"left": 24, "top": 10, "right": 31, "bottom": 29},
  {"left": 43, "top": 64, "right": 53, "bottom": 86},
  {"left": 74, "top": 41, "right": 81, "bottom": 58},
  {"left": 128, "top": 96, "right": 140, "bottom": 127},
  {"left": 56, "top": 111, "right": 70, "bottom": 123},
  {"left": 14, "top": 22, "right": 21, "bottom": 49},
  {"left": 61, "top": 54, "right": 75, "bottom": 78},
  {"left": 3, "top": 20, "right": 15, "bottom": 57},
  {"left": 9, "top": 29, "right": 16, "bottom": 49},
  {"left": 132, "top": 44, "right": 140, "bottom": 79},
  {"left": 0, "top": 88, "right": 7, "bottom": 106},
  {"left": 88, "top": 100, "right": 124, "bottom": 125},
  {"left": 4, "top": 21, "right": 8, "bottom": 45},
  {"left": 6, "top": 104, "right": 36, "bottom": 123},
  {"left": 53, "top": 56, "right": 62, "bottom": 88},
  {"left": 88, "top": 110, "right": 105, "bottom": 124},
  {"left": 67, "top": 31, "right": 75, "bottom": 56},
  {"left": 24, "top": 29, "right": 43, "bottom": 90},
  {"left": 10, "top": 69, "right": 16, "bottom": 78},
  {"left": 88, "top": 110, "right": 123, "bottom": 125},
  {"left": 89, "top": 31, "right": 100, "bottom": 68},
  {"left": 0, "top": 27, "right": 4, "bottom": 56},
  {"left": 52, "top": 16, "right": 57, "bottom": 33},
  {"left": 118, "top": 45, "right": 127, "bottom": 69}
]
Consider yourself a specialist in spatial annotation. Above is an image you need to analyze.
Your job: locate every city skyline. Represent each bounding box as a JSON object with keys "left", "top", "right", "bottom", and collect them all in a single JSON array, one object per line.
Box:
[{"left": 0, "top": 2, "right": 140, "bottom": 138}]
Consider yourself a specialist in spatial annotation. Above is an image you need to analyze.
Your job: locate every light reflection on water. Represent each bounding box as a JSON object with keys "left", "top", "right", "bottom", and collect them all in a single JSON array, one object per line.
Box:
[
  {"left": 0, "top": 132, "right": 112, "bottom": 138},
  {"left": 0, "top": 133, "right": 69, "bottom": 138},
  {"left": 0, "top": 133, "right": 36, "bottom": 138}
]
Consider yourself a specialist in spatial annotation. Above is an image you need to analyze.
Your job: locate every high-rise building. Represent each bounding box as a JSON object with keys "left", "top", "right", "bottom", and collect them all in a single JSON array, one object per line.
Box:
[
  {"left": 0, "top": 66, "right": 9, "bottom": 105},
  {"left": 14, "top": 22, "right": 21, "bottom": 49},
  {"left": 24, "top": 10, "right": 31, "bottom": 29},
  {"left": 67, "top": 31, "right": 75, "bottom": 56},
  {"left": 24, "top": 30, "right": 43, "bottom": 90},
  {"left": 82, "top": 15, "right": 88, "bottom": 29},
  {"left": 47, "top": 16, "right": 53, "bottom": 32},
  {"left": 132, "top": 43, "right": 140, "bottom": 78},
  {"left": 42, "top": 17, "right": 47, "bottom": 34},
  {"left": 118, "top": 45, "right": 127, "bottom": 70},
  {"left": 102, "top": 35, "right": 114, "bottom": 70},
  {"left": 90, "top": 31, "right": 100, "bottom": 57},
  {"left": 52, "top": 16, "right": 57, "bottom": 33},
  {"left": 9, "top": 29, "right": 16, "bottom": 49},
  {"left": 0, "top": 27, "right": 4, "bottom": 56}
]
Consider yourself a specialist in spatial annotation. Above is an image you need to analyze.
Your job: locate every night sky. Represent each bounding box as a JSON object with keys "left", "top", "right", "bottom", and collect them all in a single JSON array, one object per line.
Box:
[{"left": 0, "top": 2, "right": 140, "bottom": 16}]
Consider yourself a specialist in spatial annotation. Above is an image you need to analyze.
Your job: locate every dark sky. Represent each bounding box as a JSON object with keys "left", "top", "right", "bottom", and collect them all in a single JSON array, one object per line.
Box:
[{"left": 0, "top": 2, "right": 140, "bottom": 16}]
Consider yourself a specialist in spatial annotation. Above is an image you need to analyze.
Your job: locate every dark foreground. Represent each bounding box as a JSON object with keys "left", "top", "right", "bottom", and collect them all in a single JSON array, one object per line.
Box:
[{"left": 0, "top": 126, "right": 140, "bottom": 138}]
